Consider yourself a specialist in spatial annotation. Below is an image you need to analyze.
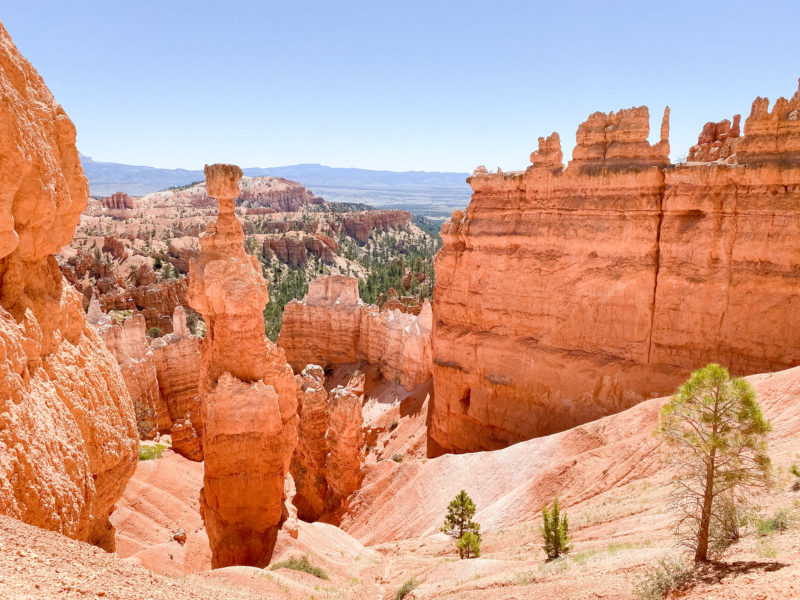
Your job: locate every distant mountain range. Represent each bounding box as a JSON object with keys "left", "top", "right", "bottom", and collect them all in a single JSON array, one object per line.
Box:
[{"left": 80, "top": 155, "right": 471, "bottom": 218}]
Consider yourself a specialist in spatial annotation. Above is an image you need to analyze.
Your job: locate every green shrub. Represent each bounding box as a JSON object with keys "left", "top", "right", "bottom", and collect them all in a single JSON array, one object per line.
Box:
[
  {"left": 756, "top": 510, "right": 788, "bottom": 536},
  {"left": 456, "top": 530, "right": 481, "bottom": 559},
  {"left": 633, "top": 558, "right": 689, "bottom": 600},
  {"left": 394, "top": 577, "right": 419, "bottom": 600},
  {"left": 146, "top": 327, "right": 162, "bottom": 338},
  {"left": 269, "top": 555, "right": 328, "bottom": 579},
  {"left": 389, "top": 420, "right": 398, "bottom": 431},
  {"left": 541, "top": 497, "right": 571, "bottom": 559},
  {"left": 391, "top": 453, "right": 403, "bottom": 463},
  {"left": 138, "top": 444, "right": 166, "bottom": 461}
]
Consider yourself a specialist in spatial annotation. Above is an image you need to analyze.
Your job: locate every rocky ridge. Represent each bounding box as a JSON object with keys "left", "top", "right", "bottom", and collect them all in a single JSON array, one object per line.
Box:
[{"left": 0, "top": 21, "right": 138, "bottom": 550}]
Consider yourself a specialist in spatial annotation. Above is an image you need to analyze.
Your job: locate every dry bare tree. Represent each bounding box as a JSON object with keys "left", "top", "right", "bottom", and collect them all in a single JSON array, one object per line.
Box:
[{"left": 657, "top": 363, "right": 771, "bottom": 562}]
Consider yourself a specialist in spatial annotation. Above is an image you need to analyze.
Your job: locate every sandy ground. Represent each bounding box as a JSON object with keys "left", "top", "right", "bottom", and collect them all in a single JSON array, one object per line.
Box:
[{"left": 3, "top": 367, "right": 799, "bottom": 599}]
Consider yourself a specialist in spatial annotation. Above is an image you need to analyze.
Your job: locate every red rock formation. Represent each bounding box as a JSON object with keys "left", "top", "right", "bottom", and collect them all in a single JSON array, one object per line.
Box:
[
  {"left": 139, "top": 176, "right": 322, "bottom": 213},
  {"left": 167, "top": 242, "right": 199, "bottom": 275},
  {"left": 324, "top": 374, "right": 365, "bottom": 520},
  {"left": 291, "top": 366, "right": 333, "bottom": 520},
  {"left": 339, "top": 210, "right": 411, "bottom": 243},
  {"left": 653, "top": 82, "right": 800, "bottom": 378},
  {"left": 237, "top": 176, "right": 323, "bottom": 211},
  {"left": 431, "top": 87, "right": 800, "bottom": 455},
  {"left": 133, "top": 263, "right": 157, "bottom": 286},
  {"left": 266, "top": 236, "right": 308, "bottom": 267},
  {"left": 102, "top": 235, "right": 127, "bottom": 260},
  {"left": 102, "top": 192, "right": 134, "bottom": 210},
  {"left": 0, "top": 21, "right": 138, "bottom": 550},
  {"left": 290, "top": 366, "right": 364, "bottom": 523},
  {"left": 89, "top": 304, "right": 203, "bottom": 460},
  {"left": 687, "top": 115, "right": 741, "bottom": 163},
  {"left": 89, "top": 304, "right": 166, "bottom": 440},
  {"left": 265, "top": 233, "right": 337, "bottom": 266},
  {"left": 150, "top": 307, "right": 203, "bottom": 461},
  {"left": 305, "top": 234, "right": 336, "bottom": 263},
  {"left": 100, "top": 276, "right": 190, "bottom": 334},
  {"left": 188, "top": 164, "right": 298, "bottom": 568},
  {"left": 278, "top": 276, "right": 433, "bottom": 389}
]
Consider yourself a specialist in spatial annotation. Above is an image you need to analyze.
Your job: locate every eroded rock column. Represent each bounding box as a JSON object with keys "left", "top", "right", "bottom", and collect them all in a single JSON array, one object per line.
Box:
[
  {"left": 188, "top": 164, "right": 298, "bottom": 567},
  {"left": 290, "top": 366, "right": 364, "bottom": 523}
]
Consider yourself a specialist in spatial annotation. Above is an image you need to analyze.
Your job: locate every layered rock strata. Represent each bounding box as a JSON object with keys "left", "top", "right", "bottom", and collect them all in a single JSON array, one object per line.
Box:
[
  {"left": 150, "top": 308, "right": 204, "bottom": 461},
  {"left": 279, "top": 276, "right": 433, "bottom": 389},
  {"left": 0, "top": 21, "right": 138, "bottom": 550},
  {"left": 339, "top": 210, "right": 411, "bottom": 243},
  {"left": 102, "top": 192, "right": 135, "bottom": 211},
  {"left": 188, "top": 164, "right": 298, "bottom": 568},
  {"left": 431, "top": 87, "right": 800, "bottom": 455},
  {"left": 99, "top": 277, "right": 190, "bottom": 334},
  {"left": 88, "top": 304, "right": 165, "bottom": 439},
  {"left": 89, "top": 303, "right": 204, "bottom": 460},
  {"left": 290, "top": 366, "right": 365, "bottom": 523}
]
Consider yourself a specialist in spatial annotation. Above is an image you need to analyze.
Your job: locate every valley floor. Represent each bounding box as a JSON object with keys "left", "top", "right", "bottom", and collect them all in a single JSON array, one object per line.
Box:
[{"left": 4, "top": 366, "right": 800, "bottom": 599}]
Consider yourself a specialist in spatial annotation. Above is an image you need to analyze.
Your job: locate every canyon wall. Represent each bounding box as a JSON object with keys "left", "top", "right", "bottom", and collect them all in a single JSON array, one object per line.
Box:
[
  {"left": 430, "top": 85, "right": 800, "bottom": 455},
  {"left": 188, "top": 164, "right": 298, "bottom": 568},
  {"left": 0, "top": 21, "right": 138, "bottom": 549},
  {"left": 279, "top": 276, "right": 433, "bottom": 389}
]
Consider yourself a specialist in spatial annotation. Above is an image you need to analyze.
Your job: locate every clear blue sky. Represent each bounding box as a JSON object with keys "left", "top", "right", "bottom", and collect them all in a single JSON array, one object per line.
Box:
[{"left": 3, "top": 1, "right": 799, "bottom": 172}]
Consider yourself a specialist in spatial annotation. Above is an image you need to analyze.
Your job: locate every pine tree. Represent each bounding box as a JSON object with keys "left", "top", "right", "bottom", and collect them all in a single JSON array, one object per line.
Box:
[
  {"left": 658, "top": 363, "right": 771, "bottom": 562},
  {"left": 456, "top": 530, "right": 481, "bottom": 559},
  {"left": 442, "top": 490, "right": 481, "bottom": 559},
  {"left": 541, "top": 497, "right": 571, "bottom": 559}
]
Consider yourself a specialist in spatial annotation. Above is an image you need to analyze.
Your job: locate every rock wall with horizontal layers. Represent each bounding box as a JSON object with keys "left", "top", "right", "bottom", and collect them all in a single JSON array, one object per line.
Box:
[
  {"left": 278, "top": 275, "right": 433, "bottom": 389},
  {"left": 338, "top": 210, "right": 411, "bottom": 243},
  {"left": 188, "top": 164, "right": 298, "bottom": 568},
  {"left": 99, "top": 276, "right": 190, "bottom": 334},
  {"left": 89, "top": 303, "right": 204, "bottom": 460},
  {"left": 290, "top": 366, "right": 364, "bottom": 523},
  {"left": 88, "top": 304, "right": 166, "bottom": 439},
  {"left": 150, "top": 307, "right": 204, "bottom": 461},
  {"left": 0, "top": 21, "right": 138, "bottom": 550},
  {"left": 431, "top": 85, "right": 800, "bottom": 455}
]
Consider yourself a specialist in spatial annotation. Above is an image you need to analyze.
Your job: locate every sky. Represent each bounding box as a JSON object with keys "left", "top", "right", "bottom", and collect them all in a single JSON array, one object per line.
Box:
[{"left": 3, "top": 1, "right": 800, "bottom": 172}]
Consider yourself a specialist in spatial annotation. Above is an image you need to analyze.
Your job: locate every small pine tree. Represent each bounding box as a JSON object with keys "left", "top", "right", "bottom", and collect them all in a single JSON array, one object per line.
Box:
[
  {"left": 442, "top": 490, "right": 481, "bottom": 559},
  {"left": 541, "top": 497, "right": 571, "bottom": 559},
  {"left": 456, "top": 530, "right": 481, "bottom": 559}
]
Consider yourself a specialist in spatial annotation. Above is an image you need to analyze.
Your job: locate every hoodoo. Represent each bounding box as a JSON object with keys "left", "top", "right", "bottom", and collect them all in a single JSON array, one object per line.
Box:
[
  {"left": 290, "top": 365, "right": 365, "bottom": 523},
  {"left": 0, "top": 21, "right": 138, "bottom": 550},
  {"left": 431, "top": 91, "right": 800, "bottom": 455},
  {"left": 187, "top": 164, "right": 298, "bottom": 567}
]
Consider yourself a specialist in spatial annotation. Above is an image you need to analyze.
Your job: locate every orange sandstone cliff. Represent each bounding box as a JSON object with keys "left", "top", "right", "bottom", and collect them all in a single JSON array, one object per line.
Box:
[
  {"left": 0, "top": 21, "right": 138, "bottom": 549},
  {"left": 188, "top": 164, "right": 298, "bottom": 567},
  {"left": 431, "top": 90, "right": 800, "bottom": 455},
  {"left": 279, "top": 275, "right": 433, "bottom": 389}
]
